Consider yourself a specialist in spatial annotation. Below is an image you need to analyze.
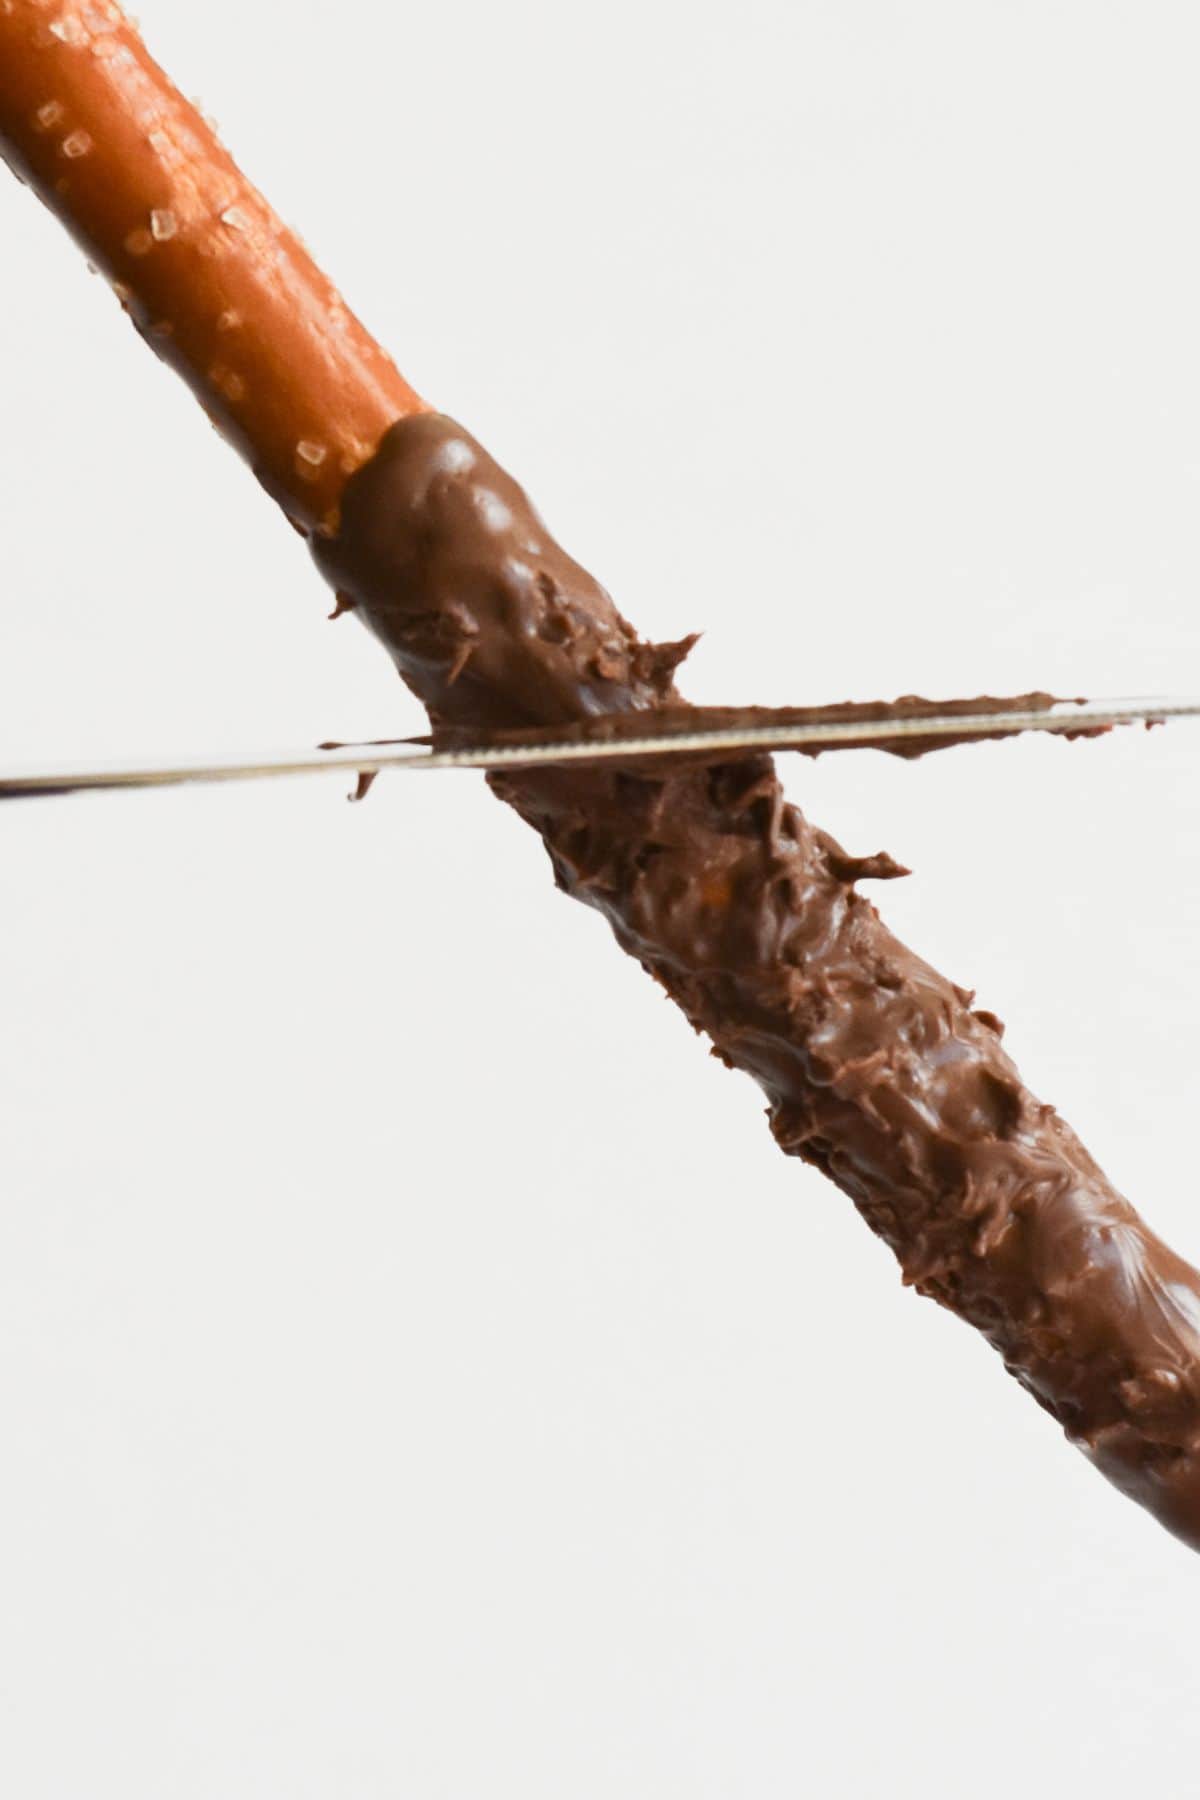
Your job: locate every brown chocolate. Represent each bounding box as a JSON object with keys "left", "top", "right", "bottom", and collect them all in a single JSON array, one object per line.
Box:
[
  {"left": 426, "top": 692, "right": 1087, "bottom": 764},
  {"left": 315, "top": 413, "right": 1200, "bottom": 1551},
  {"left": 318, "top": 692, "right": 1075, "bottom": 770}
]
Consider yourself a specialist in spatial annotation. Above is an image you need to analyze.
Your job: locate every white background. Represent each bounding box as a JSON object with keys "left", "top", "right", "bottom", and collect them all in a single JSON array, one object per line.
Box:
[{"left": 3, "top": 1, "right": 1200, "bottom": 1792}]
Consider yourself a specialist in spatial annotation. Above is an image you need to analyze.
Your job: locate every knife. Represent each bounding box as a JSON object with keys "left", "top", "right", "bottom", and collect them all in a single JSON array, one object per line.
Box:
[{"left": 0, "top": 694, "right": 1194, "bottom": 801}]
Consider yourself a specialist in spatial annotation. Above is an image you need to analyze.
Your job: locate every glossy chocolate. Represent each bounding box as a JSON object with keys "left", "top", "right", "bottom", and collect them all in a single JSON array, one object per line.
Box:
[{"left": 316, "top": 413, "right": 1200, "bottom": 1550}]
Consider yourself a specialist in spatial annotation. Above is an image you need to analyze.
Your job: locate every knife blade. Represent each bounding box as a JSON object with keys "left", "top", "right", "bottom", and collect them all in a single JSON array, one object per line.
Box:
[{"left": 0, "top": 695, "right": 1194, "bottom": 801}]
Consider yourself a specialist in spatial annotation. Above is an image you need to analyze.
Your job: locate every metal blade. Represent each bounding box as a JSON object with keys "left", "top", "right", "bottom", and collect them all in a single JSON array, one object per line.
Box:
[{"left": 0, "top": 695, "right": 1195, "bottom": 801}]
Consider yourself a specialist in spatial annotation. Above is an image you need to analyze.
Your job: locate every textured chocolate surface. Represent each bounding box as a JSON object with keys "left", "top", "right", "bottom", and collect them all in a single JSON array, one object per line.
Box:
[{"left": 315, "top": 412, "right": 1200, "bottom": 1550}]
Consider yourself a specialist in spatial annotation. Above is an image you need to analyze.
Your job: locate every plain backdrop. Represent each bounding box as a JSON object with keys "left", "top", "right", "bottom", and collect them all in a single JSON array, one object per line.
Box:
[{"left": 3, "top": 1, "right": 1200, "bottom": 1793}]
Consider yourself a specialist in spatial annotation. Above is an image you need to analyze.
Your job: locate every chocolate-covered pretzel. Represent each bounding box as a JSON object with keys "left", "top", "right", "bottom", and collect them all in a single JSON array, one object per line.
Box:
[{"left": 5, "top": 2, "right": 1198, "bottom": 1548}]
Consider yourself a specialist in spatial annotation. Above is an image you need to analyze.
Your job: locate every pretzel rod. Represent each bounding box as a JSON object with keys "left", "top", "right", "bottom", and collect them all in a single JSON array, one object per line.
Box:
[
  {"left": 0, "top": 0, "right": 425, "bottom": 528},
  {"left": 6, "top": 1, "right": 1200, "bottom": 1551}
]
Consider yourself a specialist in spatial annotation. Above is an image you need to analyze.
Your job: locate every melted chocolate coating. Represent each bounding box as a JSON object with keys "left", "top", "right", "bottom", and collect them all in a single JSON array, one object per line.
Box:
[{"left": 315, "top": 413, "right": 1200, "bottom": 1550}]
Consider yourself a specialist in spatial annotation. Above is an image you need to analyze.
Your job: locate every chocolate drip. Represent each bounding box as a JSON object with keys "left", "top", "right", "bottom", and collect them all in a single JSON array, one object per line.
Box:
[{"left": 314, "top": 413, "right": 1200, "bottom": 1550}]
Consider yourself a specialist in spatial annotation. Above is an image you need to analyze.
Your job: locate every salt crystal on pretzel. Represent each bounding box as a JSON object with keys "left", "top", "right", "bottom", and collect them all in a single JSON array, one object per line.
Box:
[{"left": 0, "top": 0, "right": 425, "bottom": 528}]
